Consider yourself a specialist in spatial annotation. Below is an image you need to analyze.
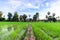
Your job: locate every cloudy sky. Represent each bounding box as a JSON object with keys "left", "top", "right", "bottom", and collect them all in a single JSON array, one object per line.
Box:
[{"left": 0, "top": 0, "right": 60, "bottom": 19}]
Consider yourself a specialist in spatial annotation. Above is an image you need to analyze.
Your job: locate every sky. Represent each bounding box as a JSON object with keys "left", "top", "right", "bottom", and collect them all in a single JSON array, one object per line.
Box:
[{"left": 0, "top": 0, "right": 60, "bottom": 19}]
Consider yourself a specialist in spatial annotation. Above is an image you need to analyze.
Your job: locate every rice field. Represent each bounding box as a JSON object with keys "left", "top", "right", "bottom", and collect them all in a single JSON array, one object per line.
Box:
[{"left": 0, "top": 22, "right": 60, "bottom": 40}]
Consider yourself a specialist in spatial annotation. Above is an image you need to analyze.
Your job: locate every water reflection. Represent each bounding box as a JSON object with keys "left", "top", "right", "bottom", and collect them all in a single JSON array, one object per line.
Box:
[{"left": 0, "top": 25, "right": 14, "bottom": 40}]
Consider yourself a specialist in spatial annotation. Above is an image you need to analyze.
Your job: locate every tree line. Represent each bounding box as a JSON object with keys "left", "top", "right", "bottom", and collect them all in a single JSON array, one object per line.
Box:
[
  {"left": 45, "top": 11, "right": 57, "bottom": 22},
  {"left": 0, "top": 11, "right": 57, "bottom": 22},
  {"left": 0, "top": 11, "right": 39, "bottom": 22}
]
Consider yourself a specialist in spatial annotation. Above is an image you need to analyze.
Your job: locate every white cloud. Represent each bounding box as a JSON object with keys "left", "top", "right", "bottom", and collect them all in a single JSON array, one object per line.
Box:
[
  {"left": 0, "top": 0, "right": 60, "bottom": 19},
  {"left": 49, "top": 0, "right": 60, "bottom": 17},
  {"left": 40, "top": 0, "right": 60, "bottom": 19},
  {"left": 45, "top": 2, "right": 49, "bottom": 7},
  {"left": 24, "top": 3, "right": 40, "bottom": 9},
  {"left": 9, "top": 0, "right": 22, "bottom": 9}
]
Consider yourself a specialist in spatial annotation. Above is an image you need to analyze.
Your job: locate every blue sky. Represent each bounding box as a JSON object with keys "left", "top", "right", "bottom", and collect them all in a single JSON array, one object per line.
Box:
[{"left": 0, "top": 0, "right": 60, "bottom": 19}]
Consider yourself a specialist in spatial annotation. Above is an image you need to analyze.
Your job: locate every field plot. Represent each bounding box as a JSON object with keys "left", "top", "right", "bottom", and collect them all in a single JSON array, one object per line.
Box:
[
  {"left": 0, "top": 22, "right": 60, "bottom": 40},
  {"left": 0, "top": 22, "right": 28, "bottom": 40},
  {"left": 31, "top": 22, "right": 60, "bottom": 40}
]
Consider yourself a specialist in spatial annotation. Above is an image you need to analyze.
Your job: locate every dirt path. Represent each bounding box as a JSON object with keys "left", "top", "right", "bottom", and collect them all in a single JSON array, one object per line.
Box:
[{"left": 24, "top": 24, "right": 35, "bottom": 40}]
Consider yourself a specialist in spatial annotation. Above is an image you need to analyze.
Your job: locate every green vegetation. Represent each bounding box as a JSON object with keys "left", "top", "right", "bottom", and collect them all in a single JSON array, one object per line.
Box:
[
  {"left": 0, "top": 22, "right": 27, "bottom": 40},
  {"left": 31, "top": 22, "right": 60, "bottom": 40},
  {"left": 0, "top": 22, "right": 60, "bottom": 40}
]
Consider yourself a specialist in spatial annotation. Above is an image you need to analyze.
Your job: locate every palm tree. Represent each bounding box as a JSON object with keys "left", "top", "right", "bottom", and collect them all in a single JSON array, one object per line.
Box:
[
  {"left": 52, "top": 13, "right": 56, "bottom": 22},
  {"left": 33, "top": 15, "right": 37, "bottom": 21},
  {"left": 46, "top": 11, "right": 52, "bottom": 22},
  {"left": 7, "top": 12, "right": 12, "bottom": 21},
  {"left": 47, "top": 11, "right": 50, "bottom": 15},
  {"left": 23, "top": 14, "right": 27, "bottom": 22},
  {"left": 52, "top": 13, "right": 55, "bottom": 17},
  {"left": 12, "top": 11, "right": 19, "bottom": 21},
  {"left": 36, "top": 12, "right": 39, "bottom": 20},
  {"left": 20, "top": 15, "right": 24, "bottom": 21}
]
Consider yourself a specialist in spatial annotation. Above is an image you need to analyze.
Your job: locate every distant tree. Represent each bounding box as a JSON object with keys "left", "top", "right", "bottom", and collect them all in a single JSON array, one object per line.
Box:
[
  {"left": 12, "top": 11, "right": 19, "bottom": 21},
  {"left": 0, "top": 11, "right": 2, "bottom": 18},
  {"left": 22, "top": 14, "right": 27, "bottom": 22},
  {"left": 29, "top": 18, "right": 32, "bottom": 22},
  {"left": 46, "top": 12, "right": 57, "bottom": 22},
  {"left": 46, "top": 15, "right": 48, "bottom": 19},
  {"left": 0, "top": 17, "right": 5, "bottom": 21},
  {"left": 46, "top": 11, "right": 52, "bottom": 22},
  {"left": 52, "top": 13, "right": 56, "bottom": 22},
  {"left": 46, "top": 11, "right": 50, "bottom": 19},
  {"left": 20, "top": 15, "right": 24, "bottom": 21},
  {"left": 36, "top": 12, "right": 39, "bottom": 20},
  {"left": 2, "top": 15, "right": 5, "bottom": 21},
  {"left": 7, "top": 12, "right": 12, "bottom": 21},
  {"left": 52, "top": 13, "right": 55, "bottom": 17},
  {"left": 33, "top": 15, "right": 37, "bottom": 21},
  {"left": 33, "top": 12, "right": 39, "bottom": 21},
  {"left": 47, "top": 11, "right": 50, "bottom": 15},
  {"left": 0, "top": 11, "right": 5, "bottom": 21},
  {"left": 49, "top": 16, "right": 53, "bottom": 22},
  {"left": 28, "top": 15, "right": 32, "bottom": 22}
]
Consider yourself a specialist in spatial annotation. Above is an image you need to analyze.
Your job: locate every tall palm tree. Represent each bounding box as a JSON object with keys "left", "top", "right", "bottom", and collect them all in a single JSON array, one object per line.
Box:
[
  {"left": 23, "top": 14, "right": 27, "bottom": 22},
  {"left": 12, "top": 11, "right": 19, "bottom": 21},
  {"left": 36, "top": 12, "right": 39, "bottom": 20},
  {"left": 8, "top": 12, "right": 12, "bottom": 21}
]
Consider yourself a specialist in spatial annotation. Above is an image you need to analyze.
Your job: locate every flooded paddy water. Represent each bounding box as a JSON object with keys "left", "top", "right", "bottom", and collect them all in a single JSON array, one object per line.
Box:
[
  {"left": 0, "top": 23, "right": 27, "bottom": 40},
  {"left": 0, "top": 25, "right": 14, "bottom": 40}
]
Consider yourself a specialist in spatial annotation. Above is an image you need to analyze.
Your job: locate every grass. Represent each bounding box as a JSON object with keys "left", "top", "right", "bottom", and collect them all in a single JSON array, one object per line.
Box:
[
  {"left": 31, "top": 22, "right": 60, "bottom": 40},
  {"left": 0, "top": 22, "right": 60, "bottom": 40},
  {"left": 0, "top": 22, "right": 28, "bottom": 40}
]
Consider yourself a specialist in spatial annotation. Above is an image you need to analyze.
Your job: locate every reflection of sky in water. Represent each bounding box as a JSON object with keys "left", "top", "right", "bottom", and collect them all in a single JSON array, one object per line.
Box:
[
  {"left": 0, "top": 25, "right": 26, "bottom": 40},
  {"left": 2, "top": 27, "right": 8, "bottom": 32},
  {"left": 0, "top": 25, "right": 14, "bottom": 40}
]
